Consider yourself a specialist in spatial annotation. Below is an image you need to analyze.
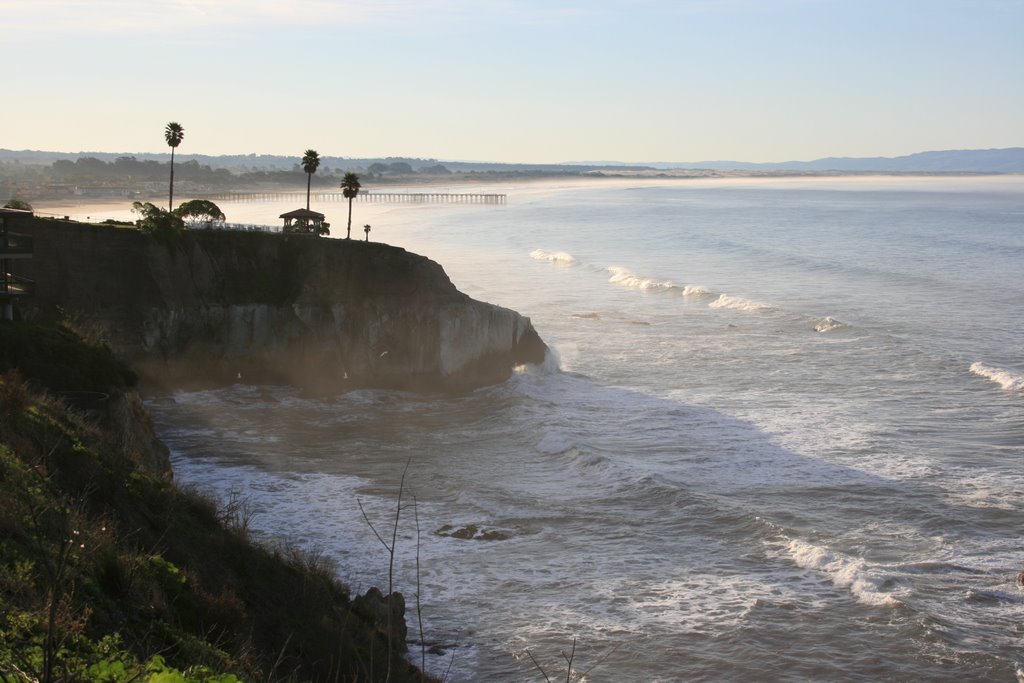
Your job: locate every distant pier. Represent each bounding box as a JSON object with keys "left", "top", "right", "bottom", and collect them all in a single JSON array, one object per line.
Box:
[{"left": 209, "top": 191, "right": 507, "bottom": 205}]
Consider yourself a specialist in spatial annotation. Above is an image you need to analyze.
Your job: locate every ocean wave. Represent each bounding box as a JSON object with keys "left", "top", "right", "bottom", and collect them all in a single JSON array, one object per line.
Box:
[
  {"left": 708, "top": 293, "right": 775, "bottom": 313},
  {"left": 785, "top": 539, "right": 907, "bottom": 607},
  {"left": 513, "top": 348, "right": 562, "bottom": 378},
  {"left": 964, "top": 588, "right": 1024, "bottom": 605},
  {"left": 606, "top": 266, "right": 679, "bottom": 291},
  {"left": 681, "top": 285, "right": 713, "bottom": 298},
  {"left": 535, "top": 431, "right": 577, "bottom": 455},
  {"left": 530, "top": 249, "right": 577, "bottom": 266},
  {"left": 970, "top": 362, "right": 1024, "bottom": 391},
  {"left": 813, "top": 316, "right": 849, "bottom": 333}
]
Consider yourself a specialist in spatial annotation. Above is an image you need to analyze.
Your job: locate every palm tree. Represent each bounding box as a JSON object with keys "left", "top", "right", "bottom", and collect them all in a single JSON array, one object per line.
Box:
[
  {"left": 164, "top": 122, "right": 185, "bottom": 211},
  {"left": 302, "top": 149, "right": 320, "bottom": 211},
  {"left": 340, "top": 172, "right": 361, "bottom": 239}
]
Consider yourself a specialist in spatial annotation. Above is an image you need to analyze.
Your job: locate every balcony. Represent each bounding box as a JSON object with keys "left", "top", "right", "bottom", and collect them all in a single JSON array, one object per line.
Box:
[
  {"left": 0, "top": 273, "right": 35, "bottom": 297},
  {"left": 0, "top": 233, "right": 33, "bottom": 258}
]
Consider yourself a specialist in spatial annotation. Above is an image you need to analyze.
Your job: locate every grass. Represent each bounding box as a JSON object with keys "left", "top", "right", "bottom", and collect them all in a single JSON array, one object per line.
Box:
[{"left": 0, "top": 322, "right": 434, "bottom": 682}]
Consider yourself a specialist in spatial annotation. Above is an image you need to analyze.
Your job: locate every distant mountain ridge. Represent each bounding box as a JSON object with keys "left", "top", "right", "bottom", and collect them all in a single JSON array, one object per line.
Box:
[
  {"left": 2, "top": 147, "right": 1023, "bottom": 173},
  {"left": 637, "top": 147, "right": 1024, "bottom": 173}
]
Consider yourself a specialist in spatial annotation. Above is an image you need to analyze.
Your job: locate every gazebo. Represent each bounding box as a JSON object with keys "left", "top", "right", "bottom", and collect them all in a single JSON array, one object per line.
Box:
[{"left": 280, "top": 208, "right": 328, "bottom": 235}]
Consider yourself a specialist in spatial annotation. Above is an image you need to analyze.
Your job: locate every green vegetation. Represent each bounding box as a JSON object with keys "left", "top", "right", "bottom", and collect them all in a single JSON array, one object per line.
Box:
[
  {"left": 3, "top": 199, "right": 33, "bottom": 211},
  {"left": 164, "top": 123, "right": 185, "bottom": 212},
  {"left": 0, "top": 152, "right": 630, "bottom": 208},
  {"left": 0, "top": 322, "right": 432, "bottom": 682},
  {"left": 132, "top": 202, "right": 186, "bottom": 243},
  {"left": 340, "top": 173, "right": 361, "bottom": 240},
  {"left": 174, "top": 200, "right": 226, "bottom": 229},
  {"left": 301, "top": 150, "right": 320, "bottom": 212},
  {"left": 130, "top": 199, "right": 227, "bottom": 233},
  {"left": 0, "top": 322, "right": 136, "bottom": 393}
]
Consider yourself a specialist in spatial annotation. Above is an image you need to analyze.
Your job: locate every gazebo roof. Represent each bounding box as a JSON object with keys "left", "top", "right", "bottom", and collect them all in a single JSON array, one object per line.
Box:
[{"left": 280, "top": 208, "right": 325, "bottom": 220}]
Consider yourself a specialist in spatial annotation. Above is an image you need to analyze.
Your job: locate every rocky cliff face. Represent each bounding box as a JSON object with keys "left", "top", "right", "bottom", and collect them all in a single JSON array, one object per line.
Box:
[{"left": 18, "top": 218, "right": 547, "bottom": 392}]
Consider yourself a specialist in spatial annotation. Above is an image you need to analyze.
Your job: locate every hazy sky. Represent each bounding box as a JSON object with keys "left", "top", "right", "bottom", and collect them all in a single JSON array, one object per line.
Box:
[{"left": 4, "top": 0, "right": 1022, "bottom": 163}]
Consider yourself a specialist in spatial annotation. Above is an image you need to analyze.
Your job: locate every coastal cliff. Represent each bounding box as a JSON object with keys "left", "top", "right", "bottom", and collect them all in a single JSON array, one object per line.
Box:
[
  {"left": 18, "top": 218, "right": 546, "bottom": 392},
  {"left": 0, "top": 325, "right": 431, "bottom": 682}
]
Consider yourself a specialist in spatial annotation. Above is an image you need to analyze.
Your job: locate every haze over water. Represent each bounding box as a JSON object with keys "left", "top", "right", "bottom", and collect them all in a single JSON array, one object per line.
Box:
[{"left": 147, "top": 176, "right": 1024, "bottom": 681}]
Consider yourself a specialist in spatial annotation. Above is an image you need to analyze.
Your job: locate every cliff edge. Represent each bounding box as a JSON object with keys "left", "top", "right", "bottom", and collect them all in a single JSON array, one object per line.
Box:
[{"left": 18, "top": 218, "right": 547, "bottom": 392}]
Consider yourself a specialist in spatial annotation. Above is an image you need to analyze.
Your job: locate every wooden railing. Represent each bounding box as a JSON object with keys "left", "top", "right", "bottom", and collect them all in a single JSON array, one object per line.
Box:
[{"left": 0, "top": 273, "right": 35, "bottom": 296}]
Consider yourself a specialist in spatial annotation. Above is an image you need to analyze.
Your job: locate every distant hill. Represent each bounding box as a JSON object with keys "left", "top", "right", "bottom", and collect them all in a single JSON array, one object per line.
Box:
[
  {"left": 0, "top": 149, "right": 650, "bottom": 174},
  {"left": 646, "top": 148, "right": 1024, "bottom": 173},
  {"left": 3, "top": 147, "right": 1023, "bottom": 174}
]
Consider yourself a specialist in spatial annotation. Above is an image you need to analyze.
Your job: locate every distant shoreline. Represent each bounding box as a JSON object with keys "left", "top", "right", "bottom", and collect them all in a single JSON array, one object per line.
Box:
[{"left": 28, "top": 171, "right": 1023, "bottom": 225}]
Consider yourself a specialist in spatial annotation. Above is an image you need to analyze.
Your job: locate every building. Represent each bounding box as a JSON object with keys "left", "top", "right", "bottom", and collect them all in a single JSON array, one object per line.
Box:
[
  {"left": 279, "top": 208, "right": 328, "bottom": 235},
  {"left": 0, "top": 208, "right": 34, "bottom": 320}
]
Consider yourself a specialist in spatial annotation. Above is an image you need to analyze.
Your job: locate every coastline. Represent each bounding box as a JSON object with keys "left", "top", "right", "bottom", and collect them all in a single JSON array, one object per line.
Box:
[{"left": 30, "top": 171, "right": 1024, "bottom": 224}]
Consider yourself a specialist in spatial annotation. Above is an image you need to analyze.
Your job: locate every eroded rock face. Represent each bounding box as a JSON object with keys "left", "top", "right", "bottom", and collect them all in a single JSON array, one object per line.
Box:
[
  {"left": 105, "top": 389, "right": 172, "bottom": 479},
  {"left": 19, "top": 219, "right": 547, "bottom": 392},
  {"left": 352, "top": 587, "right": 408, "bottom": 652}
]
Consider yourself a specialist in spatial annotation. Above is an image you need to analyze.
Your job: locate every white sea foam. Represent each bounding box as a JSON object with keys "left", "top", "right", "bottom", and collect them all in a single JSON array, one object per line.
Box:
[
  {"left": 530, "top": 249, "right": 577, "bottom": 266},
  {"left": 970, "top": 362, "right": 1024, "bottom": 391},
  {"left": 784, "top": 539, "right": 907, "bottom": 607},
  {"left": 708, "top": 293, "right": 775, "bottom": 313},
  {"left": 681, "top": 285, "right": 712, "bottom": 298},
  {"left": 813, "top": 316, "right": 849, "bottom": 333},
  {"left": 514, "top": 348, "right": 562, "bottom": 377},
  {"left": 583, "top": 574, "right": 783, "bottom": 636},
  {"left": 965, "top": 589, "right": 1024, "bottom": 604},
  {"left": 606, "top": 266, "right": 678, "bottom": 291}
]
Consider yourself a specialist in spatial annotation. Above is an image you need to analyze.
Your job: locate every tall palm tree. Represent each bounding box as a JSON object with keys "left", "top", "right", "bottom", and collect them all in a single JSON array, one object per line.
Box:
[
  {"left": 164, "top": 122, "right": 185, "bottom": 211},
  {"left": 340, "top": 172, "right": 361, "bottom": 239},
  {"left": 302, "top": 149, "right": 320, "bottom": 211}
]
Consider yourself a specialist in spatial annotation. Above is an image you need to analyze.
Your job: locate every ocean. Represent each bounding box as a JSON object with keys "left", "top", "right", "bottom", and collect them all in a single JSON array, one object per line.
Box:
[{"left": 139, "top": 176, "right": 1023, "bottom": 681}]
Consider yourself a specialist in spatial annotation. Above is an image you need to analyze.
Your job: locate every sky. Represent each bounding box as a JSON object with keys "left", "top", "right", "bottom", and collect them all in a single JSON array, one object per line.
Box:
[{"left": 3, "top": 0, "right": 1022, "bottom": 164}]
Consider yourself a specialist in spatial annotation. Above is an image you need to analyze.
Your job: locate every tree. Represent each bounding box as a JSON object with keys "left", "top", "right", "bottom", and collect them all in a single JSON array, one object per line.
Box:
[
  {"left": 420, "top": 164, "right": 451, "bottom": 175},
  {"left": 2, "top": 199, "right": 32, "bottom": 211},
  {"left": 173, "top": 199, "right": 226, "bottom": 228},
  {"left": 164, "top": 122, "right": 185, "bottom": 211},
  {"left": 340, "top": 172, "right": 361, "bottom": 239},
  {"left": 386, "top": 161, "right": 414, "bottom": 175},
  {"left": 132, "top": 201, "right": 185, "bottom": 235},
  {"left": 301, "top": 149, "right": 320, "bottom": 211}
]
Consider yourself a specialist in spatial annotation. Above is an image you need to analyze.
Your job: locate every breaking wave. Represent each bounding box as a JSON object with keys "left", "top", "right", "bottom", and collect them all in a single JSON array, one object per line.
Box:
[
  {"left": 785, "top": 539, "right": 908, "bottom": 607},
  {"left": 606, "top": 266, "right": 678, "bottom": 291},
  {"left": 605, "top": 267, "right": 712, "bottom": 299},
  {"left": 813, "top": 316, "right": 849, "bottom": 333},
  {"left": 709, "top": 294, "right": 776, "bottom": 313},
  {"left": 970, "top": 362, "right": 1024, "bottom": 391},
  {"left": 682, "top": 285, "right": 712, "bottom": 298},
  {"left": 530, "top": 249, "right": 577, "bottom": 266},
  {"left": 528, "top": 251, "right": 848, "bottom": 327}
]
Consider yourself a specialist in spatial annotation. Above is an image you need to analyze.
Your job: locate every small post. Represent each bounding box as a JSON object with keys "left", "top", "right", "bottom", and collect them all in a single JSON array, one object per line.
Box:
[{"left": 364, "top": 224, "right": 371, "bottom": 241}]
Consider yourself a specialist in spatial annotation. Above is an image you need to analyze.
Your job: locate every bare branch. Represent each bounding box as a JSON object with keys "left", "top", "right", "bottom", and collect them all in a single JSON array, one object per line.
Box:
[
  {"left": 562, "top": 638, "right": 576, "bottom": 683},
  {"left": 356, "top": 497, "right": 391, "bottom": 552},
  {"left": 580, "top": 640, "right": 625, "bottom": 677},
  {"left": 525, "top": 649, "right": 552, "bottom": 683},
  {"left": 413, "top": 494, "right": 426, "bottom": 676}
]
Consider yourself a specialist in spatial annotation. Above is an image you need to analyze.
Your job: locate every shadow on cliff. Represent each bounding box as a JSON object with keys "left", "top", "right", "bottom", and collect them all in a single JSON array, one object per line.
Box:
[{"left": 16, "top": 216, "right": 547, "bottom": 394}]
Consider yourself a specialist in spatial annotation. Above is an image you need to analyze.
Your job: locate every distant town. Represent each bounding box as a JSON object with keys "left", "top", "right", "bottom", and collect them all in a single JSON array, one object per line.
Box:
[{"left": 2, "top": 147, "right": 1022, "bottom": 204}]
